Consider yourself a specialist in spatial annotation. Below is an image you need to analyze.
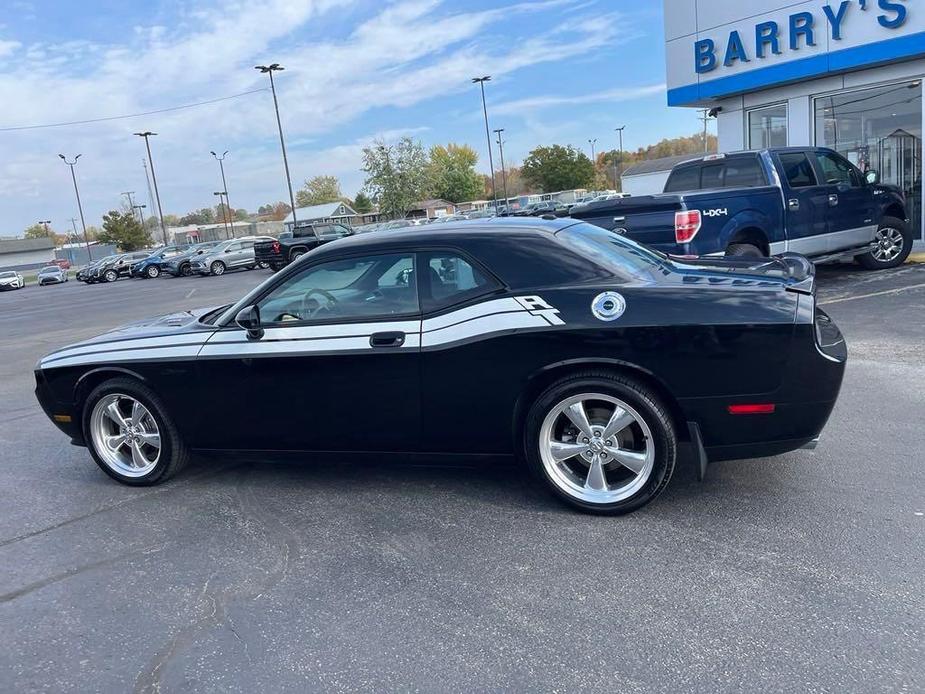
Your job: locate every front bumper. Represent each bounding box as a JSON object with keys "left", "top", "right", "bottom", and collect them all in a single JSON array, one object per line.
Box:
[{"left": 34, "top": 369, "right": 84, "bottom": 445}]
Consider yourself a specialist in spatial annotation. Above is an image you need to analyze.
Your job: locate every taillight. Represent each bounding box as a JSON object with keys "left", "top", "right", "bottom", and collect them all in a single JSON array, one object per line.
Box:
[
  {"left": 727, "top": 404, "right": 775, "bottom": 415},
  {"left": 272, "top": 241, "right": 280, "bottom": 253},
  {"left": 674, "top": 209, "right": 701, "bottom": 244}
]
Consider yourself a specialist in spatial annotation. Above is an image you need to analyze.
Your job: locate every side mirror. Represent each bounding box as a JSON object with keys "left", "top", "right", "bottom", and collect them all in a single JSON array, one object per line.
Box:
[
  {"left": 865, "top": 169, "right": 879, "bottom": 185},
  {"left": 235, "top": 305, "right": 264, "bottom": 340}
]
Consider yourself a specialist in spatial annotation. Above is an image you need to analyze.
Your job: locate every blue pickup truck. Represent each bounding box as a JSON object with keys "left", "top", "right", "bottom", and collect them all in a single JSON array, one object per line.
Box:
[{"left": 570, "top": 147, "right": 911, "bottom": 270}]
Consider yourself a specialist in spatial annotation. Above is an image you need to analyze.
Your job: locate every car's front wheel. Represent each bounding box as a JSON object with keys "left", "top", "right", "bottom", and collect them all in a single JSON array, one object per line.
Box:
[
  {"left": 857, "top": 217, "right": 912, "bottom": 270},
  {"left": 83, "top": 378, "right": 188, "bottom": 485},
  {"left": 103, "top": 269, "right": 118, "bottom": 283},
  {"left": 146, "top": 265, "right": 161, "bottom": 278},
  {"left": 179, "top": 264, "right": 192, "bottom": 277},
  {"left": 525, "top": 372, "right": 677, "bottom": 514},
  {"left": 210, "top": 261, "right": 226, "bottom": 276}
]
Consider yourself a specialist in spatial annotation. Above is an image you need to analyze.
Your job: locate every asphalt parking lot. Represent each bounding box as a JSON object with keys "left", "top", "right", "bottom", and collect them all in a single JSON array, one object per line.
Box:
[{"left": 1, "top": 263, "right": 923, "bottom": 693}]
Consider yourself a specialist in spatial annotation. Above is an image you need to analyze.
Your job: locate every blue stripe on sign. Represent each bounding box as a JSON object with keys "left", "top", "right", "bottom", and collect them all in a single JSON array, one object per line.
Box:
[{"left": 667, "top": 31, "right": 925, "bottom": 106}]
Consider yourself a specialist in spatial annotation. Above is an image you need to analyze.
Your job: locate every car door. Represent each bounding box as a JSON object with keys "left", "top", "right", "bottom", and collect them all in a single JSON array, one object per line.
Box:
[
  {"left": 222, "top": 241, "right": 245, "bottom": 267},
  {"left": 772, "top": 150, "right": 830, "bottom": 255},
  {"left": 194, "top": 251, "right": 422, "bottom": 452},
  {"left": 811, "top": 150, "right": 876, "bottom": 252}
]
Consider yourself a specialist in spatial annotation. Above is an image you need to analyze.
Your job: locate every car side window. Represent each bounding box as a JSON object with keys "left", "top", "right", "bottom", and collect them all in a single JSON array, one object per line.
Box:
[
  {"left": 664, "top": 166, "right": 700, "bottom": 192},
  {"left": 421, "top": 252, "right": 498, "bottom": 313},
  {"left": 815, "top": 151, "right": 860, "bottom": 187},
  {"left": 778, "top": 152, "right": 817, "bottom": 188},
  {"left": 256, "top": 253, "right": 419, "bottom": 325},
  {"left": 226, "top": 243, "right": 241, "bottom": 252},
  {"left": 241, "top": 241, "right": 255, "bottom": 250}
]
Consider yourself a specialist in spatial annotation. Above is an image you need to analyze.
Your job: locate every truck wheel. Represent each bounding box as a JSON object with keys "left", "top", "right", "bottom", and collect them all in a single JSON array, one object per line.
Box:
[
  {"left": 524, "top": 371, "right": 677, "bottom": 515},
  {"left": 857, "top": 217, "right": 912, "bottom": 270},
  {"left": 83, "top": 377, "right": 188, "bottom": 486},
  {"left": 290, "top": 250, "right": 306, "bottom": 263},
  {"left": 726, "top": 243, "right": 764, "bottom": 258}
]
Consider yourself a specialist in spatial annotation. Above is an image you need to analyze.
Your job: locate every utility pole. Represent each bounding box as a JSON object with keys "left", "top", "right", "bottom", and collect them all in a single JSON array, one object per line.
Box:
[
  {"left": 255, "top": 64, "right": 298, "bottom": 227},
  {"left": 58, "top": 154, "right": 92, "bottom": 261},
  {"left": 210, "top": 150, "right": 235, "bottom": 236},
  {"left": 134, "top": 132, "right": 168, "bottom": 245},
  {"left": 614, "top": 126, "right": 625, "bottom": 191},
  {"left": 214, "top": 191, "right": 230, "bottom": 238},
  {"left": 493, "top": 128, "right": 508, "bottom": 210},
  {"left": 699, "top": 109, "right": 711, "bottom": 152},
  {"left": 472, "top": 76, "right": 497, "bottom": 210}
]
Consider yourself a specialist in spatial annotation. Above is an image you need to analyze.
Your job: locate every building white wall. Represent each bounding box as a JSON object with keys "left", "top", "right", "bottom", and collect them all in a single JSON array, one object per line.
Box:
[
  {"left": 622, "top": 171, "right": 672, "bottom": 196},
  {"left": 0, "top": 248, "right": 55, "bottom": 270}
]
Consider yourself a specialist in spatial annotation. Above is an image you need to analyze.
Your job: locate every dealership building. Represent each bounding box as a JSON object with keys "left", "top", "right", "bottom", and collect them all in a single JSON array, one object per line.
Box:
[{"left": 665, "top": 0, "right": 923, "bottom": 243}]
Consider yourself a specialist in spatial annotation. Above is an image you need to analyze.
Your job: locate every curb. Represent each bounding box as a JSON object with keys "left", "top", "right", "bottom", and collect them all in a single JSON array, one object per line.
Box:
[{"left": 908, "top": 252, "right": 925, "bottom": 264}]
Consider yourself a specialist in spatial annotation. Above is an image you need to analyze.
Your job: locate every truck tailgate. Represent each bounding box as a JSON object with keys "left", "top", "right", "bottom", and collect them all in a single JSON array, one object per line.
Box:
[{"left": 570, "top": 195, "right": 682, "bottom": 249}]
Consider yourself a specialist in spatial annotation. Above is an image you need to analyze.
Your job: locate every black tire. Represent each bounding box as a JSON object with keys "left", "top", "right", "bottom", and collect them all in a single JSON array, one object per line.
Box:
[
  {"left": 210, "top": 261, "right": 226, "bottom": 276},
  {"left": 269, "top": 264, "right": 282, "bottom": 273},
  {"left": 524, "top": 371, "right": 677, "bottom": 515},
  {"left": 726, "top": 243, "right": 764, "bottom": 258},
  {"left": 857, "top": 216, "right": 912, "bottom": 270},
  {"left": 179, "top": 264, "right": 192, "bottom": 277},
  {"left": 104, "top": 269, "right": 119, "bottom": 283},
  {"left": 146, "top": 265, "right": 161, "bottom": 279},
  {"left": 82, "top": 377, "right": 189, "bottom": 486},
  {"left": 289, "top": 250, "right": 305, "bottom": 263},
  {"left": 257, "top": 261, "right": 269, "bottom": 269}
]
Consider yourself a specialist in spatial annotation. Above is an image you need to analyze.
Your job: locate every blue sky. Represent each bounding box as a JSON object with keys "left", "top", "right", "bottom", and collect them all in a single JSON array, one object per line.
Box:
[{"left": 0, "top": 0, "right": 705, "bottom": 234}]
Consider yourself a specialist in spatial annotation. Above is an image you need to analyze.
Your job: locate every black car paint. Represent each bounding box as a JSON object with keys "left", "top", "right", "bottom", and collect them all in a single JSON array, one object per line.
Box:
[{"left": 35, "top": 219, "right": 845, "bottom": 468}]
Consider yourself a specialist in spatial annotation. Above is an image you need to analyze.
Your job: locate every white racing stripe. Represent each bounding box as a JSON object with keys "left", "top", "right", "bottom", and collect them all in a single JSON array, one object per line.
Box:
[
  {"left": 206, "top": 320, "right": 420, "bottom": 343},
  {"left": 421, "top": 310, "right": 552, "bottom": 348},
  {"left": 41, "top": 334, "right": 211, "bottom": 365},
  {"left": 42, "top": 345, "right": 205, "bottom": 369}
]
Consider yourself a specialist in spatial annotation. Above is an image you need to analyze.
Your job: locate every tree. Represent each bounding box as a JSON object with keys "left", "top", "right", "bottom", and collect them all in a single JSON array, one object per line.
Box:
[
  {"left": 427, "top": 144, "right": 483, "bottom": 203},
  {"left": 362, "top": 137, "right": 431, "bottom": 219},
  {"left": 234, "top": 208, "right": 249, "bottom": 221},
  {"left": 23, "top": 223, "right": 53, "bottom": 239},
  {"left": 296, "top": 175, "right": 343, "bottom": 208},
  {"left": 353, "top": 191, "right": 373, "bottom": 214},
  {"left": 521, "top": 145, "right": 595, "bottom": 192},
  {"left": 483, "top": 165, "right": 536, "bottom": 199},
  {"left": 97, "top": 210, "right": 152, "bottom": 251},
  {"left": 179, "top": 208, "right": 215, "bottom": 226}
]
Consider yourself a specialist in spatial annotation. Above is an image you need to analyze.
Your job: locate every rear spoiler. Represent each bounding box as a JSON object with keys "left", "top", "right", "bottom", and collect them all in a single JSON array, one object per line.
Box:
[{"left": 777, "top": 252, "right": 815, "bottom": 295}]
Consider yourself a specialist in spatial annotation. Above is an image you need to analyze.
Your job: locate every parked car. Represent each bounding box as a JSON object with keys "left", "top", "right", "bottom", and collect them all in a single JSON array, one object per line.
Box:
[
  {"left": 52, "top": 258, "right": 72, "bottom": 270},
  {"left": 92, "top": 251, "right": 152, "bottom": 283},
  {"left": 515, "top": 201, "right": 558, "bottom": 217},
  {"left": 570, "top": 147, "right": 912, "bottom": 269},
  {"left": 255, "top": 223, "right": 353, "bottom": 271},
  {"left": 77, "top": 256, "right": 118, "bottom": 283},
  {"left": 0, "top": 270, "right": 24, "bottom": 291},
  {"left": 190, "top": 236, "right": 276, "bottom": 276},
  {"left": 35, "top": 218, "right": 845, "bottom": 515},
  {"left": 37, "top": 265, "right": 68, "bottom": 286},
  {"left": 131, "top": 245, "right": 191, "bottom": 279},
  {"left": 162, "top": 241, "right": 223, "bottom": 277}
]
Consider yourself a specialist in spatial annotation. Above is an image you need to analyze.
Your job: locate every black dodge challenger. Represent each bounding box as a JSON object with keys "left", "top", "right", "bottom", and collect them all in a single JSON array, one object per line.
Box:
[{"left": 35, "top": 218, "right": 846, "bottom": 514}]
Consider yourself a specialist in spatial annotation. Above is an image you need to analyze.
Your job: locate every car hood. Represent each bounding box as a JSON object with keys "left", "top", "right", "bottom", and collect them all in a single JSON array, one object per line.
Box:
[{"left": 38, "top": 305, "right": 225, "bottom": 369}]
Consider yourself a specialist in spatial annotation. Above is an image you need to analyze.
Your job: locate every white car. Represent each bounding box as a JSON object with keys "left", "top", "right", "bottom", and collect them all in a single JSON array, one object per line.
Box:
[{"left": 0, "top": 270, "right": 24, "bottom": 291}]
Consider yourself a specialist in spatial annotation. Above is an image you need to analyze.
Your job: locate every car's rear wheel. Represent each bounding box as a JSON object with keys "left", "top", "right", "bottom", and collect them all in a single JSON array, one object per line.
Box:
[
  {"left": 146, "top": 265, "right": 161, "bottom": 278},
  {"left": 104, "top": 269, "right": 118, "bottom": 283},
  {"left": 83, "top": 378, "right": 188, "bottom": 485},
  {"left": 210, "top": 261, "right": 226, "bottom": 276},
  {"left": 857, "top": 217, "right": 912, "bottom": 270},
  {"left": 726, "top": 243, "right": 764, "bottom": 258},
  {"left": 525, "top": 372, "right": 677, "bottom": 514}
]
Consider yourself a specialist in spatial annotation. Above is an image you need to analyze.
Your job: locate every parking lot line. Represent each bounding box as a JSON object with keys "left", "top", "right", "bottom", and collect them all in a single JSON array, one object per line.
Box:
[{"left": 820, "top": 282, "right": 925, "bottom": 305}]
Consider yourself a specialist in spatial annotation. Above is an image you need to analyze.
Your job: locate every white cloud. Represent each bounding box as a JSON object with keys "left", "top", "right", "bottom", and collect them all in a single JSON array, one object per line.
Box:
[
  {"left": 0, "top": 0, "right": 641, "bottom": 232},
  {"left": 0, "top": 39, "right": 20, "bottom": 58},
  {"left": 493, "top": 83, "right": 666, "bottom": 114}
]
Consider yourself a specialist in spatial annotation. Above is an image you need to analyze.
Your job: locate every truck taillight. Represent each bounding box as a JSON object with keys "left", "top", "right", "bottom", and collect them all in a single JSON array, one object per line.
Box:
[
  {"left": 272, "top": 241, "right": 280, "bottom": 253},
  {"left": 674, "top": 209, "right": 701, "bottom": 244}
]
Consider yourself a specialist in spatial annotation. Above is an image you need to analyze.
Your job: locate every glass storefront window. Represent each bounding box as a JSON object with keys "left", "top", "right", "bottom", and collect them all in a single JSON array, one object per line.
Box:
[
  {"left": 748, "top": 104, "right": 788, "bottom": 148},
  {"left": 814, "top": 81, "right": 922, "bottom": 239}
]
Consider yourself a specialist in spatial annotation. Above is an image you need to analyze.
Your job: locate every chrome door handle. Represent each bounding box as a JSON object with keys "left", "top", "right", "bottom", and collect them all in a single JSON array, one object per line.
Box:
[
  {"left": 828, "top": 194, "right": 839, "bottom": 206},
  {"left": 788, "top": 199, "right": 800, "bottom": 211}
]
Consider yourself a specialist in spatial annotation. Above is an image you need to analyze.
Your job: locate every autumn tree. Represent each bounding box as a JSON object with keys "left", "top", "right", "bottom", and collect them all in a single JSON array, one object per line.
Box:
[
  {"left": 296, "top": 175, "right": 343, "bottom": 207},
  {"left": 23, "top": 223, "right": 54, "bottom": 239},
  {"left": 362, "top": 137, "right": 430, "bottom": 219}
]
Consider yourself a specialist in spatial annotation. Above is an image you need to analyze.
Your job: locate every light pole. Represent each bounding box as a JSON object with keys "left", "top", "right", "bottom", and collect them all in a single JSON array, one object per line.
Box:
[
  {"left": 614, "top": 126, "right": 625, "bottom": 191},
  {"left": 58, "top": 154, "right": 92, "bottom": 261},
  {"left": 210, "top": 150, "right": 235, "bottom": 236},
  {"left": 255, "top": 64, "right": 298, "bottom": 226},
  {"left": 134, "top": 132, "right": 168, "bottom": 245},
  {"left": 588, "top": 138, "right": 597, "bottom": 162},
  {"left": 121, "top": 191, "right": 139, "bottom": 225},
  {"left": 37, "top": 219, "right": 52, "bottom": 238},
  {"left": 493, "top": 128, "right": 508, "bottom": 210},
  {"left": 213, "top": 191, "right": 230, "bottom": 238},
  {"left": 133, "top": 204, "right": 147, "bottom": 226},
  {"left": 472, "top": 76, "right": 497, "bottom": 209}
]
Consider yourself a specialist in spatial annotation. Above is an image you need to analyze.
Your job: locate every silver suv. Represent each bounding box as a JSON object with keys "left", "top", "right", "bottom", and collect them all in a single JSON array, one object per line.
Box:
[{"left": 190, "top": 237, "right": 275, "bottom": 276}]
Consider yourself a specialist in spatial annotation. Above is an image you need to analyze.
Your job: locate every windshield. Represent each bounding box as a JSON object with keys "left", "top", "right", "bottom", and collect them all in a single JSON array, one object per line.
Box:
[
  {"left": 556, "top": 224, "right": 667, "bottom": 281},
  {"left": 0, "top": 271, "right": 16, "bottom": 278}
]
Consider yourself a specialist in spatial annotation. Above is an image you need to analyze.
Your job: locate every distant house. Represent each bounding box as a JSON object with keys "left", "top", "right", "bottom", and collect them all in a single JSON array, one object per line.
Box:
[
  {"left": 283, "top": 201, "right": 357, "bottom": 231},
  {"left": 406, "top": 199, "right": 456, "bottom": 220},
  {"left": 620, "top": 154, "right": 698, "bottom": 196},
  {"left": 0, "top": 237, "right": 55, "bottom": 271}
]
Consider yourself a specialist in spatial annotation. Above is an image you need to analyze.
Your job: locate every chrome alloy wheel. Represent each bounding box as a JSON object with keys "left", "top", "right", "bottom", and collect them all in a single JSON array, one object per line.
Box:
[
  {"left": 873, "top": 227, "right": 904, "bottom": 262},
  {"left": 89, "top": 394, "right": 161, "bottom": 477},
  {"left": 539, "top": 393, "right": 654, "bottom": 504}
]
